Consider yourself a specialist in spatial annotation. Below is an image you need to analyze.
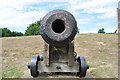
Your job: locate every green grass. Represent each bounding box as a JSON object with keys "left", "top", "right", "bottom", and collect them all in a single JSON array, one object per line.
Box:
[
  {"left": 0, "top": 71, "right": 2, "bottom": 79},
  {"left": 2, "top": 66, "right": 23, "bottom": 78},
  {"left": 76, "top": 34, "right": 118, "bottom": 78},
  {"left": 90, "top": 67, "right": 118, "bottom": 78},
  {"left": 2, "top": 52, "right": 38, "bottom": 78},
  {"left": 87, "top": 60, "right": 103, "bottom": 68},
  {"left": 98, "top": 49, "right": 108, "bottom": 53},
  {"left": 23, "top": 53, "right": 39, "bottom": 58}
]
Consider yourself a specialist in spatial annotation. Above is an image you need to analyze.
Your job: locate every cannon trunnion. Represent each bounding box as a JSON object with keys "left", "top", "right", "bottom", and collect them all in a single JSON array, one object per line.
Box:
[{"left": 28, "top": 9, "right": 89, "bottom": 77}]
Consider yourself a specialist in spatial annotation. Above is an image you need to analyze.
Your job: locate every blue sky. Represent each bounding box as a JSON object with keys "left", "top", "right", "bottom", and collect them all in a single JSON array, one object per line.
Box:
[{"left": 0, "top": 0, "right": 118, "bottom": 33}]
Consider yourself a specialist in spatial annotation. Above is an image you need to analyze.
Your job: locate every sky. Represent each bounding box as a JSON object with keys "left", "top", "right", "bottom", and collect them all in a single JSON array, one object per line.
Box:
[{"left": 0, "top": 0, "right": 119, "bottom": 33}]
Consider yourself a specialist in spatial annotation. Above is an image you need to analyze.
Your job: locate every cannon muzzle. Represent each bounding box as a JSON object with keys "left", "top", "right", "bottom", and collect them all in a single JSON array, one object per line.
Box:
[{"left": 40, "top": 9, "right": 77, "bottom": 47}]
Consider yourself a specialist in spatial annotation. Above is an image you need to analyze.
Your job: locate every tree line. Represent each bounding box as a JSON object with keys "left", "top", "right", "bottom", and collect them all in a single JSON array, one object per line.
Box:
[
  {"left": 0, "top": 20, "right": 41, "bottom": 37},
  {"left": 98, "top": 28, "right": 117, "bottom": 34},
  {"left": 0, "top": 19, "right": 117, "bottom": 37},
  {"left": 0, "top": 28, "right": 23, "bottom": 37}
]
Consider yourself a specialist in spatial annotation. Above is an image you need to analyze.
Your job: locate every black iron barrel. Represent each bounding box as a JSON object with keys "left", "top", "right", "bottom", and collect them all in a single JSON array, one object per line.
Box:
[{"left": 40, "top": 9, "right": 77, "bottom": 47}]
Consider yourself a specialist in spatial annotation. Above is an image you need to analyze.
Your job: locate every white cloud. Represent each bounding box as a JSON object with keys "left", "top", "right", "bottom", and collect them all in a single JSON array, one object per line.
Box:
[
  {"left": 105, "top": 27, "right": 117, "bottom": 33},
  {"left": 0, "top": 0, "right": 47, "bottom": 28},
  {"left": 0, "top": 0, "right": 71, "bottom": 28},
  {"left": 68, "top": 0, "right": 118, "bottom": 11},
  {"left": 76, "top": 18, "right": 92, "bottom": 25},
  {"left": 96, "top": 22, "right": 108, "bottom": 26},
  {"left": 0, "top": 8, "right": 46, "bottom": 27},
  {"left": 67, "top": 0, "right": 118, "bottom": 18},
  {"left": 0, "top": 0, "right": 118, "bottom": 33},
  {"left": 98, "top": 9, "right": 117, "bottom": 19}
]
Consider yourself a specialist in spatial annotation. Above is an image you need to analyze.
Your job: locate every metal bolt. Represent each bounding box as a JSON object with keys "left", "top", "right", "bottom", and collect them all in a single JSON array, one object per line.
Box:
[{"left": 56, "top": 66, "right": 61, "bottom": 69}]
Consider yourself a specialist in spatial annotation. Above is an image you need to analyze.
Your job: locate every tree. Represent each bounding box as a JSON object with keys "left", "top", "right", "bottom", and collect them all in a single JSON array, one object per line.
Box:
[
  {"left": 0, "top": 28, "right": 2, "bottom": 37},
  {"left": 98, "top": 28, "right": 105, "bottom": 33},
  {"left": 25, "top": 20, "right": 41, "bottom": 36},
  {"left": 2, "top": 28, "right": 12, "bottom": 37},
  {"left": 1, "top": 28, "right": 23, "bottom": 37},
  {"left": 11, "top": 31, "right": 23, "bottom": 36}
]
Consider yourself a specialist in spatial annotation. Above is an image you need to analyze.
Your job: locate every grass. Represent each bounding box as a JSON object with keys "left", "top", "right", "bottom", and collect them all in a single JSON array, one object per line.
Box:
[
  {"left": 90, "top": 67, "right": 118, "bottom": 78},
  {"left": 98, "top": 49, "right": 108, "bottom": 53},
  {"left": 86, "top": 59, "right": 103, "bottom": 68},
  {"left": 75, "top": 33, "right": 118, "bottom": 78},
  {"left": 23, "top": 53, "right": 39, "bottom": 58},
  {"left": 2, "top": 66, "right": 23, "bottom": 78},
  {"left": 2, "top": 34, "right": 118, "bottom": 78}
]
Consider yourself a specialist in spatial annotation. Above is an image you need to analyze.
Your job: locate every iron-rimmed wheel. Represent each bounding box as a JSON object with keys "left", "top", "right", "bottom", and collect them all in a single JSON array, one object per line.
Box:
[
  {"left": 28, "top": 55, "right": 40, "bottom": 77},
  {"left": 77, "top": 56, "right": 89, "bottom": 77}
]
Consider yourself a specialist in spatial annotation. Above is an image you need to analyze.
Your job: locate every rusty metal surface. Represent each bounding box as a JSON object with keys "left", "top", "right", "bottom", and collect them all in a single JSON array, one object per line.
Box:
[
  {"left": 50, "top": 46, "right": 68, "bottom": 63},
  {"left": 40, "top": 9, "right": 77, "bottom": 47},
  {"left": 68, "top": 40, "right": 74, "bottom": 67},
  {"left": 43, "top": 42, "right": 50, "bottom": 66},
  {"left": 38, "top": 61, "right": 79, "bottom": 72}
]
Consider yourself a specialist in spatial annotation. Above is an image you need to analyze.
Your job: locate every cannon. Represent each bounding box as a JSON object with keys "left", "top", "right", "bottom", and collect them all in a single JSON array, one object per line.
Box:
[{"left": 28, "top": 9, "right": 89, "bottom": 77}]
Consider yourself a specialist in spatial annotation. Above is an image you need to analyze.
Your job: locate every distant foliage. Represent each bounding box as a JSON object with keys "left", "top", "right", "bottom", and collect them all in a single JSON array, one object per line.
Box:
[
  {"left": 1, "top": 28, "right": 23, "bottom": 37},
  {"left": 11, "top": 31, "right": 23, "bottom": 36},
  {"left": 98, "top": 28, "right": 105, "bottom": 33},
  {"left": 1, "top": 28, "right": 11, "bottom": 37},
  {"left": 25, "top": 20, "right": 41, "bottom": 36}
]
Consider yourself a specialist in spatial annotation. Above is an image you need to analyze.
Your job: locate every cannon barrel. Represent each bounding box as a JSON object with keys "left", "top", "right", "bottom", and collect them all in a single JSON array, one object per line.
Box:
[{"left": 40, "top": 10, "right": 77, "bottom": 47}]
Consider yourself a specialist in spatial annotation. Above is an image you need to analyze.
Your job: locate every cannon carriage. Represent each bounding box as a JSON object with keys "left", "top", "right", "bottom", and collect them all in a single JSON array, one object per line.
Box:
[{"left": 28, "top": 9, "right": 89, "bottom": 77}]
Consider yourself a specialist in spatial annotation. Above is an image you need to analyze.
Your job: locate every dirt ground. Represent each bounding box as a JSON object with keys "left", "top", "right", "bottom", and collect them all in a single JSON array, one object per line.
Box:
[{"left": 1, "top": 33, "right": 118, "bottom": 78}]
